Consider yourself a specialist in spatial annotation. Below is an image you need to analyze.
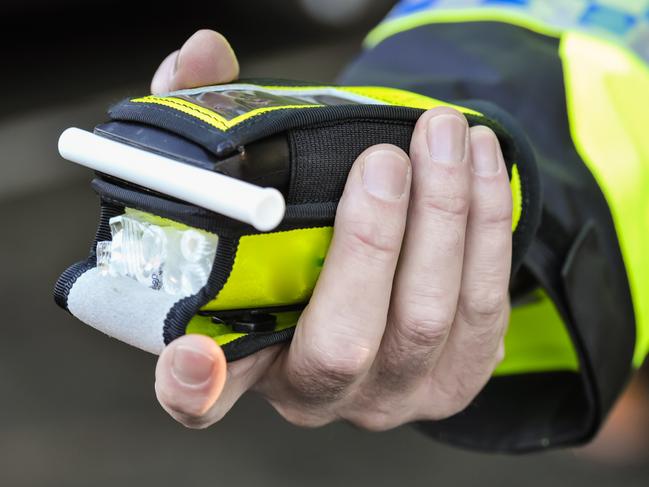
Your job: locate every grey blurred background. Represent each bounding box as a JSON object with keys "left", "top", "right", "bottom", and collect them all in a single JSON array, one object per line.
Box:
[{"left": 1, "top": 1, "right": 648, "bottom": 485}]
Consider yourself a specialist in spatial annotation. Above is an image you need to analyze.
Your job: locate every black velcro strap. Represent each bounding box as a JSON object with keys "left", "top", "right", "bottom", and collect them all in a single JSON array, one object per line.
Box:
[{"left": 288, "top": 120, "right": 414, "bottom": 204}]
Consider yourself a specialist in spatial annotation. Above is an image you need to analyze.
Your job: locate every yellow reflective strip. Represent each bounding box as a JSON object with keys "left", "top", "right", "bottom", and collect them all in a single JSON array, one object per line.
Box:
[
  {"left": 560, "top": 32, "right": 649, "bottom": 366},
  {"left": 496, "top": 291, "right": 578, "bottom": 375},
  {"left": 258, "top": 85, "right": 481, "bottom": 114},
  {"left": 365, "top": 8, "right": 563, "bottom": 49},
  {"left": 338, "top": 86, "right": 482, "bottom": 116},
  {"left": 252, "top": 85, "right": 480, "bottom": 115},
  {"left": 510, "top": 164, "right": 522, "bottom": 232},
  {"left": 132, "top": 95, "right": 323, "bottom": 131},
  {"left": 202, "top": 227, "right": 333, "bottom": 311}
]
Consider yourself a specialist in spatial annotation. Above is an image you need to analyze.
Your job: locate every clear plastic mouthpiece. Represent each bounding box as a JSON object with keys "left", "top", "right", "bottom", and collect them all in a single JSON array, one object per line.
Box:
[{"left": 96, "top": 210, "right": 218, "bottom": 297}]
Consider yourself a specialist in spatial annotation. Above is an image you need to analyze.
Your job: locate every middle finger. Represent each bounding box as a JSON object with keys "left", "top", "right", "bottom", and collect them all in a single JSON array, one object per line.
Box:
[{"left": 364, "top": 107, "right": 472, "bottom": 395}]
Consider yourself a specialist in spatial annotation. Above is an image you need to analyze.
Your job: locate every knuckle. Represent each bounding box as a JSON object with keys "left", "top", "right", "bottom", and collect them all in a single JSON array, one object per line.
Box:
[
  {"left": 460, "top": 288, "right": 508, "bottom": 324},
  {"left": 477, "top": 190, "right": 513, "bottom": 227},
  {"left": 339, "top": 216, "right": 402, "bottom": 264},
  {"left": 287, "top": 347, "right": 369, "bottom": 402},
  {"left": 473, "top": 172, "right": 513, "bottom": 224},
  {"left": 395, "top": 307, "right": 454, "bottom": 349},
  {"left": 373, "top": 344, "right": 422, "bottom": 387},
  {"left": 419, "top": 191, "right": 470, "bottom": 220},
  {"left": 481, "top": 197, "right": 513, "bottom": 226},
  {"left": 398, "top": 318, "right": 449, "bottom": 350}
]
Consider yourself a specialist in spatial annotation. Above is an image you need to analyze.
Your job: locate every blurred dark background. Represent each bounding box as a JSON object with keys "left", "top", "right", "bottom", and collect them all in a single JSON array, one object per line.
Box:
[{"left": 1, "top": 1, "right": 648, "bottom": 485}]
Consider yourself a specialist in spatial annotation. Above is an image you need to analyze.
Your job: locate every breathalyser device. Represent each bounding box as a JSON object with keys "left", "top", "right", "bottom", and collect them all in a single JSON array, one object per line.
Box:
[{"left": 55, "top": 80, "right": 540, "bottom": 360}]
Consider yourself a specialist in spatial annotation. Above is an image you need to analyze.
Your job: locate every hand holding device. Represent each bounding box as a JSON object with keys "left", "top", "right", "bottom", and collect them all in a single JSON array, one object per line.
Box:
[{"left": 56, "top": 30, "right": 533, "bottom": 434}]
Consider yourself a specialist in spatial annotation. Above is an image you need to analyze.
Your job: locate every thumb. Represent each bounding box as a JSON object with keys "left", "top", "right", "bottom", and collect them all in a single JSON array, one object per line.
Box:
[
  {"left": 151, "top": 29, "right": 239, "bottom": 95},
  {"left": 155, "top": 334, "right": 277, "bottom": 429}
]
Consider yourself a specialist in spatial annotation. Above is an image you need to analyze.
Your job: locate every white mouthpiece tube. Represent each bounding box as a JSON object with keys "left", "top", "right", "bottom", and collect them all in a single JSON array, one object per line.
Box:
[{"left": 58, "top": 128, "right": 286, "bottom": 231}]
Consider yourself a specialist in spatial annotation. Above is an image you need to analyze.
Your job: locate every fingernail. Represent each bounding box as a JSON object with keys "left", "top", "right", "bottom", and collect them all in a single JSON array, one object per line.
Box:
[
  {"left": 171, "top": 345, "right": 215, "bottom": 386},
  {"left": 471, "top": 129, "right": 500, "bottom": 175},
  {"left": 427, "top": 114, "right": 467, "bottom": 164},
  {"left": 362, "top": 150, "right": 409, "bottom": 200}
]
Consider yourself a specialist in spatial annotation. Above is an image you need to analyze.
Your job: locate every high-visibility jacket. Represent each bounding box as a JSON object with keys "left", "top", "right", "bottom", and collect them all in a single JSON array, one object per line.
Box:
[{"left": 338, "top": 0, "right": 649, "bottom": 452}]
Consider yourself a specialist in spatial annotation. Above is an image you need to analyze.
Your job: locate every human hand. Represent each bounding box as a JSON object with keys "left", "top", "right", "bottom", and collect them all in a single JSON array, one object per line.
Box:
[{"left": 152, "top": 30, "right": 512, "bottom": 430}]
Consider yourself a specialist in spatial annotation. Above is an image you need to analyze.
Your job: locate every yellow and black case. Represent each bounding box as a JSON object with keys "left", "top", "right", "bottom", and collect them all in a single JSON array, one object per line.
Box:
[{"left": 54, "top": 80, "right": 540, "bottom": 360}]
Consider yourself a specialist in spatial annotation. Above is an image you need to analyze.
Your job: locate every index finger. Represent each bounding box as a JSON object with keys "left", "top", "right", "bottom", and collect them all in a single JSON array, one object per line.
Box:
[{"left": 257, "top": 145, "right": 412, "bottom": 416}]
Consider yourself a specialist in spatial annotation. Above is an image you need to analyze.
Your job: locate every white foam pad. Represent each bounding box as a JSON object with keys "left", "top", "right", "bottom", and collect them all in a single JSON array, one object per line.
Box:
[{"left": 67, "top": 268, "right": 178, "bottom": 354}]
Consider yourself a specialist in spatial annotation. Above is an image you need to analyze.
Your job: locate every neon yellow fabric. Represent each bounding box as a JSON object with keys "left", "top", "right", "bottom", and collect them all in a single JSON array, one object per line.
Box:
[
  {"left": 364, "top": 8, "right": 562, "bottom": 49},
  {"left": 560, "top": 32, "right": 649, "bottom": 367},
  {"left": 495, "top": 291, "right": 578, "bottom": 375},
  {"left": 202, "top": 227, "right": 333, "bottom": 311}
]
